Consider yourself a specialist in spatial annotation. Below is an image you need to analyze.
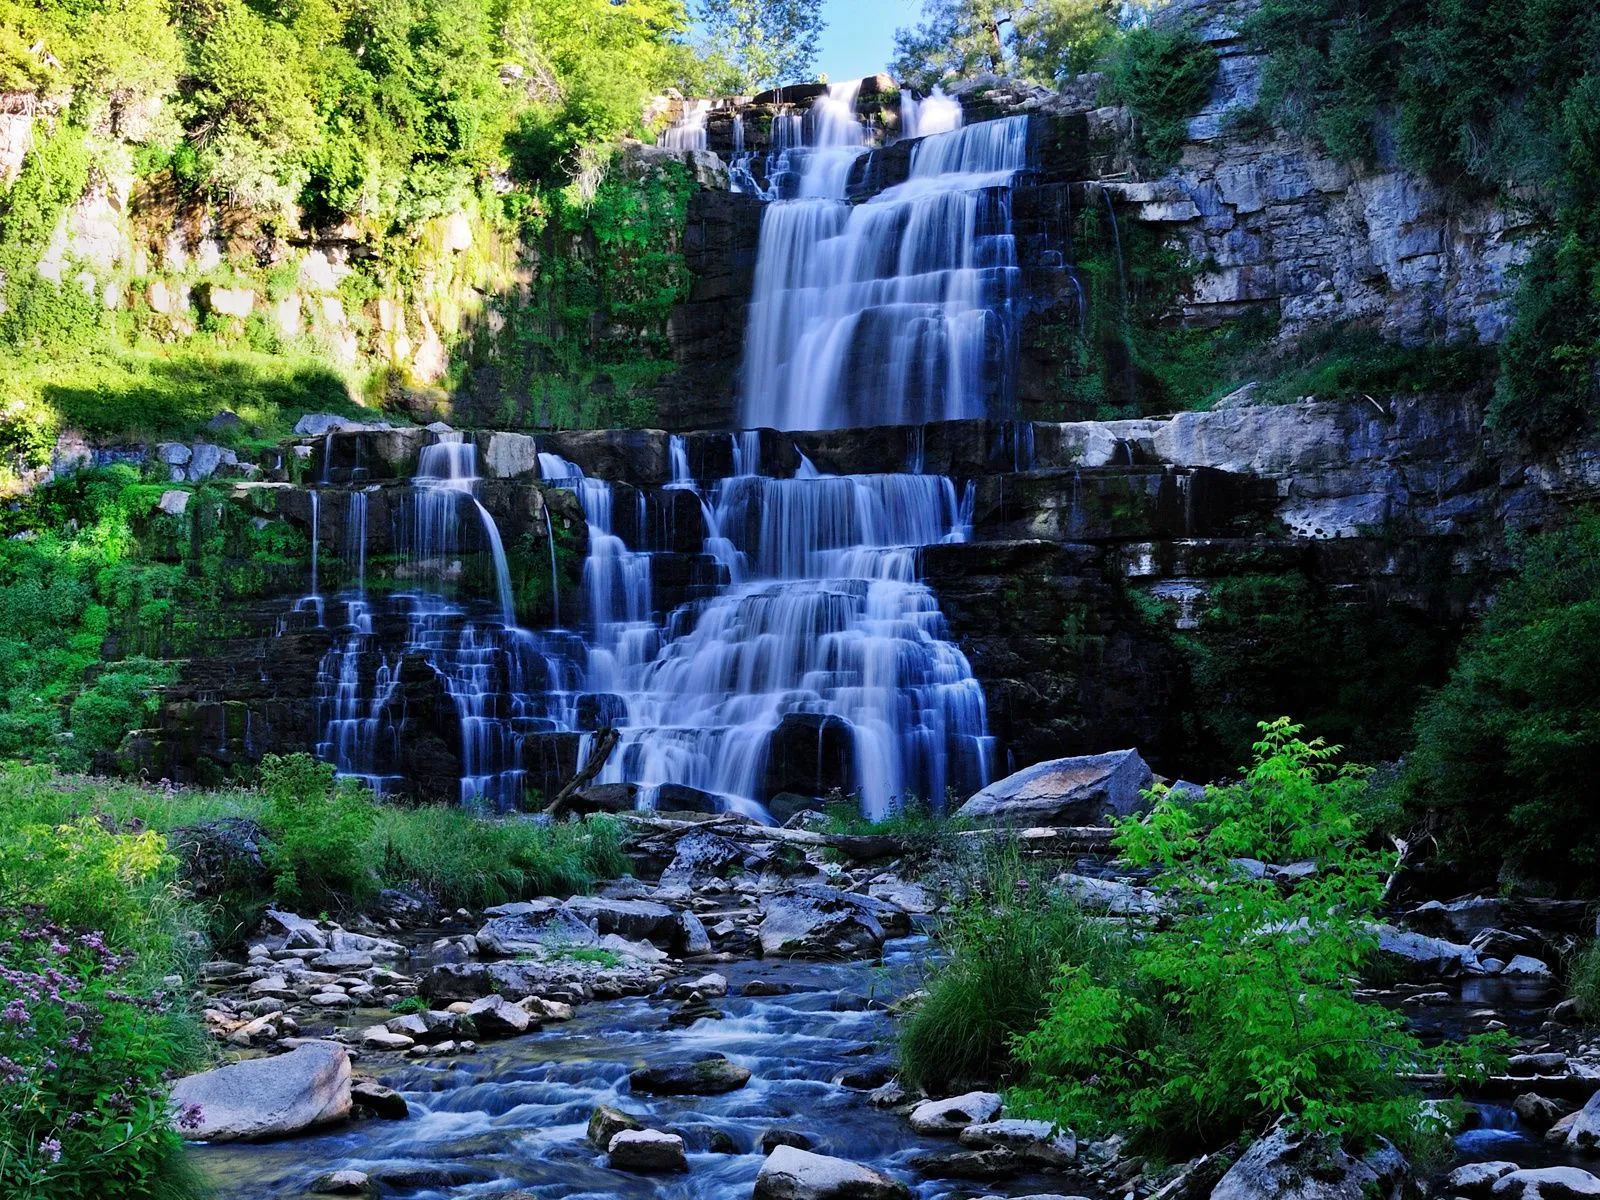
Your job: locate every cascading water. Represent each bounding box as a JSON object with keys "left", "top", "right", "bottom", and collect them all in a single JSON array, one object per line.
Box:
[
  {"left": 739, "top": 107, "right": 1031, "bottom": 431},
  {"left": 660, "top": 98, "right": 709, "bottom": 151}
]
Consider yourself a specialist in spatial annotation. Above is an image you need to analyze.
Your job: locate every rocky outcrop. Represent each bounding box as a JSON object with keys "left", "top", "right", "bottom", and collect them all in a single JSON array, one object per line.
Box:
[{"left": 169, "top": 1042, "right": 352, "bottom": 1142}]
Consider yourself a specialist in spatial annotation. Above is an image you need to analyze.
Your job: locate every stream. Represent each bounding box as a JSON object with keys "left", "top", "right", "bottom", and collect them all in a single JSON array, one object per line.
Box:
[{"left": 191, "top": 936, "right": 1073, "bottom": 1199}]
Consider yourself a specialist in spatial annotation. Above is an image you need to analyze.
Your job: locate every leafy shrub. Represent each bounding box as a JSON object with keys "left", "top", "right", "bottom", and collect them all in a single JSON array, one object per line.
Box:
[
  {"left": 1009, "top": 720, "right": 1505, "bottom": 1158},
  {"left": 259, "top": 753, "right": 378, "bottom": 907},
  {"left": 1101, "top": 26, "right": 1218, "bottom": 169},
  {"left": 0, "top": 791, "right": 207, "bottom": 1199},
  {"left": 1400, "top": 517, "right": 1600, "bottom": 891},
  {"left": 898, "top": 842, "right": 1129, "bottom": 1094}
]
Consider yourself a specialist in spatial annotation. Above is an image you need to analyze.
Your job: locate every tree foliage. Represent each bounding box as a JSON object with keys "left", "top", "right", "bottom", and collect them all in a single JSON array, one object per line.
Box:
[
  {"left": 1400, "top": 516, "right": 1600, "bottom": 893},
  {"left": 693, "top": 0, "right": 826, "bottom": 93},
  {"left": 1009, "top": 720, "right": 1506, "bottom": 1158},
  {"left": 892, "top": 0, "right": 1123, "bottom": 92},
  {"left": 1248, "top": 0, "right": 1600, "bottom": 442}
]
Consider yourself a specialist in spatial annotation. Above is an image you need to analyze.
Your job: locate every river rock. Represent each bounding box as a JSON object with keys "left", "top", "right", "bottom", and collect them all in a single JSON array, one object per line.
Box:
[
  {"left": 465, "top": 994, "right": 532, "bottom": 1038},
  {"left": 1504, "top": 954, "right": 1553, "bottom": 977},
  {"left": 358, "top": 1026, "right": 414, "bottom": 1051},
  {"left": 954, "top": 749, "right": 1152, "bottom": 827},
  {"left": 310, "top": 1170, "right": 372, "bottom": 1195},
  {"left": 475, "top": 902, "right": 599, "bottom": 956},
  {"left": 1404, "top": 897, "right": 1508, "bottom": 941},
  {"left": 759, "top": 886, "right": 888, "bottom": 958},
  {"left": 908, "top": 1091, "right": 1004, "bottom": 1135},
  {"left": 907, "top": 1148, "right": 1020, "bottom": 1180},
  {"left": 674, "top": 909, "right": 712, "bottom": 955},
  {"left": 1210, "top": 1123, "right": 1410, "bottom": 1200},
  {"left": 629, "top": 1053, "right": 751, "bottom": 1095},
  {"left": 259, "top": 909, "right": 328, "bottom": 951},
  {"left": 1493, "top": 1168, "right": 1600, "bottom": 1200},
  {"left": 1374, "top": 926, "right": 1480, "bottom": 978},
  {"left": 350, "top": 1078, "right": 408, "bottom": 1120},
  {"left": 563, "top": 895, "right": 677, "bottom": 942},
  {"left": 608, "top": 1128, "right": 688, "bottom": 1173},
  {"left": 169, "top": 1042, "right": 351, "bottom": 1142},
  {"left": 1446, "top": 1162, "right": 1518, "bottom": 1198},
  {"left": 958, "top": 1118, "right": 1076, "bottom": 1165},
  {"left": 589, "top": 1104, "right": 644, "bottom": 1147},
  {"left": 1516, "top": 1093, "right": 1567, "bottom": 1131},
  {"left": 1566, "top": 1087, "right": 1600, "bottom": 1152},
  {"left": 753, "top": 1145, "right": 912, "bottom": 1200},
  {"left": 659, "top": 831, "right": 754, "bottom": 891},
  {"left": 1056, "top": 872, "right": 1163, "bottom": 915}
]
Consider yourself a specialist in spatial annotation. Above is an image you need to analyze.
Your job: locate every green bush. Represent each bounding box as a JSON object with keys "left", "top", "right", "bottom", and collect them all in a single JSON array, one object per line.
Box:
[
  {"left": 898, "top": 842, "right": 1129, "bottom": 1094},
  {"left": 0, "top": 786, "right": 208, "bottom": 1199},
  {"left": 1569, "top": 941, "right": 1600, "bottom": 1017},
  {"left": 1400, "top": 516, "right": 1600, "bottom": 891},
  {"left": 1101, "top": 25, "right": 1218, "bottom": 170},
  {"left": 1009, "top": 719, "right": 1506, "bottom": 1158},
  {"left": 259, "top": 753, "right": 379, "bottom": 907}
]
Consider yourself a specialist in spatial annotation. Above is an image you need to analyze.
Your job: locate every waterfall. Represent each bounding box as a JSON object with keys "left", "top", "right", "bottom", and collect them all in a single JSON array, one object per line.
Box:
[
  {"left": 740, "top": 110, "right": 1031, "bottom": 431},
  {"left": 661, "top": 98, "right": 709, "bottom": 151},
  {"left": 902, "top": 88, "right": 963, "bottom": 140}
]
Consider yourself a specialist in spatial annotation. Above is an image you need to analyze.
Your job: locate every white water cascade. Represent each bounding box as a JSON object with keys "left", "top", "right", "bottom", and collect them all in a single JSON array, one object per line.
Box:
[
  {"left": 740, "top": 102, "right": 1031, "bottom": 431},
  {"left": 660, "top": 98, "right": 709, "bottom": 151}
]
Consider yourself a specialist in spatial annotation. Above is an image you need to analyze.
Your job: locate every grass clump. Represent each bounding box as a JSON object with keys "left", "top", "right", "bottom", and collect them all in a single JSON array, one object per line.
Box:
[{"left": 898, "top": 842, "right": 1129, "bottom": 1095}]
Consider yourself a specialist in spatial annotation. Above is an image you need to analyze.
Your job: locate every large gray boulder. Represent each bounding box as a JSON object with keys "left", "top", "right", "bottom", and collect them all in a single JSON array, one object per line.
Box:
[
  {"left": 1493, "top": 1169, "right": 1600, "bottom": 1200},
  {"left": 476, "top": 901, "right": 599, "bottom": 956},
  {"left": 608, "top": 1128, "right": 688, "bottom": 1173},
  {"left": 1374, "top": 926, "right": 1481, "bottom": 978},
  {"left": 629, "top": 1053, "right": 751, "bottom": 1095},
  {"left": 1566, "top": 1087, "right": 1600, "bottom": 1152},
  {"left": 753, "top": 1145, "right": 912, "bottom": 1200},
  {"left": 169, "top": 1043, "right": 351, "bottom": 1142},
  {"left": 759, "top": 886, "right": 888, "bottom": 958},
  {"left": 1210, "top": 1124, "right": 1409, "bottom": 1200},
  {"left": 955, "top": 750, "right": 1152, "bottom": 827},
  {"left": 562, "top": 895, "right": 677, "bottom": 943},
  {"left": 908, "top": 1091, "right": 1004, "bottom": 1135}
]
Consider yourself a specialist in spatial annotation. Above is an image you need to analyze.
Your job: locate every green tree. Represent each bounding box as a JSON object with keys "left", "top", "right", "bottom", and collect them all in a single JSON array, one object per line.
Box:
[
  {"left": 1401, "top": 516, "right": 1600, "bottom": 892},
  {"left": 694, "top": 0, "right": 826, "bottom": 93},
  {"left": 892, "top": 0, "right": 1122, "bottom": 92}
]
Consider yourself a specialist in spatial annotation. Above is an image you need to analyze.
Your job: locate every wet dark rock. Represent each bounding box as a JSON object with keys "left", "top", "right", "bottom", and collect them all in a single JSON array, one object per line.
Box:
[
  {"left": 835, "top": 1065, "right": 894, "bottom": 1090},
  {"left": 309, "top": 1169, "right": 373, "bottom": 1195},
  {"left": 629, "top": 1053, "right": 751, "bottom": 1095},
  {"left": 763, "top": 1128, "right": 815, "bottom": 1153},
  {"left": 350, "top": 1078, "right": 408, "bottom": 1120},
  {"left": 569, "top": 782, "right": 639, "bottom": 814},
  {"left": 762, "top": 713, "right": 856, "bottom": 800},
  {"left": 742, "top": 979, "right": 796, "bottom": 996},
  {"left": 659, "top": 831, "right": 760, "bottom": 891},
  {"left": 655, "top": 782, "right": 723, "bottom": 813},
  {"left": 1516, "top": 1093, "right": 1568, "bottom": 1131},
  {"left": 907, "top": 1148, "right": 1021, "bottom": 1181},
  {"left": 588, "top": 1104, "right": 644, "bottom": 1148},
  {"left": 371, "top": 1164, "right": 496, "bottom": 1189}
]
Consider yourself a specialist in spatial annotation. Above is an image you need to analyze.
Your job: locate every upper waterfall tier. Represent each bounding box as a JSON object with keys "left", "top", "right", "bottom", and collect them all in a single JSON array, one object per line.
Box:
[{"left": 738, "top": 86, "right": 1031, "bottom": 432}]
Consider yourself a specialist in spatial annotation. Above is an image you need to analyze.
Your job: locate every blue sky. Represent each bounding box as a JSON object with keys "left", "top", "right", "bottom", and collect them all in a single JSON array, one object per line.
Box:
[{"left": 814, "top": 0, "right": 924, "bottom": 82}]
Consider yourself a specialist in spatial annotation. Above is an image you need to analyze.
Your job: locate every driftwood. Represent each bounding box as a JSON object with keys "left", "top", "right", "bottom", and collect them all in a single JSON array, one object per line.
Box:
[
  {"left": 544, "top": 727, "right": 620, "bottom": 818},
  {"left": 618, "top": 813, "right": 1118, "bottom": 863}
]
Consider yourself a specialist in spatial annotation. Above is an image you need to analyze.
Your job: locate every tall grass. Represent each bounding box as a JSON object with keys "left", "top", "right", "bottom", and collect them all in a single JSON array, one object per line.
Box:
[{"left": 898, "top": 842, "right": 1131, "bottom": 1095}]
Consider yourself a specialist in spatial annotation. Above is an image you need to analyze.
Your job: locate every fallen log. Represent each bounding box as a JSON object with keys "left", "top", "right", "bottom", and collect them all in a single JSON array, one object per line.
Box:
[{"left": 545, "top": 727, "right": 620, "bottom": 818}]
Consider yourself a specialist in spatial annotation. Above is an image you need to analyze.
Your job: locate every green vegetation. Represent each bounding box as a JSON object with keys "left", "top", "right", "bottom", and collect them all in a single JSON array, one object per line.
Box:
[
  {"left": 691, "top": 0, "right": 825, "bottom": 93},
  {"left": 893, "top": 0, "right": 1126, "bottom": 92},
  {"left": 1249, "top": 0, "right": 1600, "bottom": 443},
  {"left": 904, "top": 721, "right": 1505, "bottom": 1162},
  {"left": 1100, "top": 25, "right": 1217, "bottom": 170},
  {"left": 1399, "top": 516, "right": 1600, "bottom": 893},
  {"left": 0, "top": 465, "right": 309, "bottom": 767},
  {"left": 0, "top": 772, "right": 208, "bottom": 1199},
  {"left": 899, "top": 842, "right": 1128, "bottom": 1094},
  {"left": 1569, "top": 941, "right": 1600, "bottom": 1017}
]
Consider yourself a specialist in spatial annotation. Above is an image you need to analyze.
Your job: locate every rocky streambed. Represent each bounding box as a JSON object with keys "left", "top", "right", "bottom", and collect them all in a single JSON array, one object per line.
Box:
[{"left": 172, "top": 806, "right": 1600, "bottom": 1200}]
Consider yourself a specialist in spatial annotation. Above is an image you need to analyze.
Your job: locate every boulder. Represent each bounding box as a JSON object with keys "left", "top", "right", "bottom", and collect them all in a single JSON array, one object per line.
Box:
[
  {"left": 1493, "top": 1169, "right": 1600, "bottom": 1200},
  {"left": 310, "top": 1170, "right": 373, "bottom": 1195},
  {"left": 655, "top": 782, "right": 723, "bottom": 814},
  {"left": 350, "top": 1078, "right": 408, "bottom": 1120},
  {"left": 659, "top": 831, "right": 754, "bottom": 891},
  {"left": 906, "top": 1148, "right": 1020, "bottom": 1180},
  {"left": 1403, "top": 897, "right": 1507, "bottom": 941},
  {"left": 608, "top": 1128, "right": 688, "bottom": 1173},
  {"left": 476, "top": 902, "right": 599, "bottom": 956},
  {"left": 157, "top": 489, "right": 190, "bottom": 516},
  {"left": 908, "top": 1091, "right": 1004, "bottom": 1135},
  {"left": 629, "top": 1053, "right": 751, "bottom": 1095},
  {"left": 753, "top": 1145, "right": 912, "bottom": 1200},
  {"left": 259, "top": 909, "right": 328, "bottom": 951},
  {"left": 1446, "top": 1162, "right": 1518, "bottom": 1199},
  {"left": 563, "top": 896, "right": 678, "bottom": 943},
  {"left": 759, "top": 886, "right": 888, "bottom": 958},
  {"left": 958, "top": 1118, "right": 1076, "bottom": 1165},
  {"left": 570, "top": 782, "right": 639, "bottom": 814},
  {"left": 1516, "top": 1093, "right": 1567, "bottom": 1131},
  {"left": 1374, "top": 926, "right": 1480, "bottom": 978},
  {"left": 588, "top": 1104, "right": 644, "bottom": 1148},
  {"left": 168, "top": 1043, "right": 351, "bottom": 1142},
  {"left": 1209, "top": 1124, "right": 1410, "bottom": 1200},
  {"left": 674, "top": 910, "right": 712, "bottom": 956},
  {"left": 358, "top": 1027, "right": 414, "bottom": 1051},
  {"left": 1567, "top": 1087, "right": 1600, "bottom": 1152},
  {"left": 1057, "top": 872, "right": 1162, "bottom": 915},
  {"left": 464, "top": 994, "right": 533, "bottom": 1039},
  {"left": 955, "top": 750, "right": 1152, "bottom": 827}
]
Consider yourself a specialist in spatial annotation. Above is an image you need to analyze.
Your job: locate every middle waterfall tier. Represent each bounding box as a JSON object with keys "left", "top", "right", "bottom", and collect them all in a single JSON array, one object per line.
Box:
[{"left": 296, "top": 430, "right": 993, "bottom": 820}]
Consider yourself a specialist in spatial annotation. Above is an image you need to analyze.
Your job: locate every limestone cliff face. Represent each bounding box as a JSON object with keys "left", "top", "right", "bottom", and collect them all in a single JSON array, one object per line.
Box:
[{"left": 1118, "top": 0, "right": 1538, "bottom": 343}]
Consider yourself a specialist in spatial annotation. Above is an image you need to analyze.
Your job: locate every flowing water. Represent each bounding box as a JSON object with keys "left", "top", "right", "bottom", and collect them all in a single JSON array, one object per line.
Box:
[{"left": 191, "top": 939, "right": 1073, "bottom": 1200}]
